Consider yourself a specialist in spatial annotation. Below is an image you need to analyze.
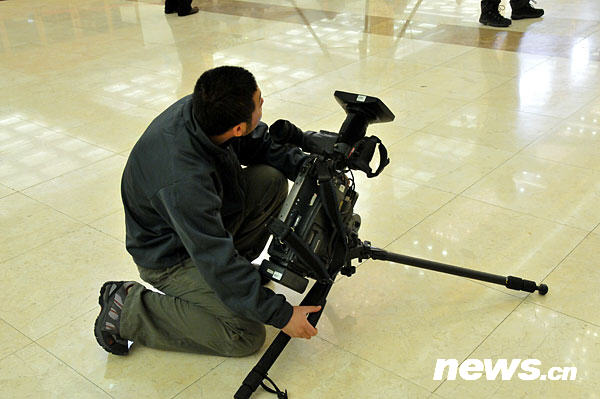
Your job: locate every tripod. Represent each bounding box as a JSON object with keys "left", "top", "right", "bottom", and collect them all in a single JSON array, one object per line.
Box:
[
  {"left": 234, "top": 192, "right": 548, "bottom": 399},
  {"left": 235, "top": 91, "right": 548, "bottom": 398}
]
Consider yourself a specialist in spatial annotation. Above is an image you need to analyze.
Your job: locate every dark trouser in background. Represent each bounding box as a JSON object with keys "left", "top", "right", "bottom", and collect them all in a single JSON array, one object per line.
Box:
[{"left": 120, "top": 165, "right": 288, "bottom": 357}]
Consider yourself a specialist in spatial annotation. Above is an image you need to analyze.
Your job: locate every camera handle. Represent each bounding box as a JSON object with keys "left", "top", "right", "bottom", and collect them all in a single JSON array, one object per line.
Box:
[{"left": 345, "top": 136, "right": 389, "bottom": 178}]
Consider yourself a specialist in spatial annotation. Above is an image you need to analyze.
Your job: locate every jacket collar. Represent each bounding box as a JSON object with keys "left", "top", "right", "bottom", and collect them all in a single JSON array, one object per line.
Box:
[{"left": 182, "top": 96, "right": 230, "bottom": 159}]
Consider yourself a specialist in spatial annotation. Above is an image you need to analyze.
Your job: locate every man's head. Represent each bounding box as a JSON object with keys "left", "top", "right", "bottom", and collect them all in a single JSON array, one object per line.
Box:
[{"left": 192, "top": 66, "right": 263, "bottom": 141}]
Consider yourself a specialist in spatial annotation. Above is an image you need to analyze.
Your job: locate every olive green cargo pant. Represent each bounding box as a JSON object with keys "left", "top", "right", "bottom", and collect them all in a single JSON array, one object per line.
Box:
[{"left": 120, "top": 165, "right": 288, "bottom": 357}]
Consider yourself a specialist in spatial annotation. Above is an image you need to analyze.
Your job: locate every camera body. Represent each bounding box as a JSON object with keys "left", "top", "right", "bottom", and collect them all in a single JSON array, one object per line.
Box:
[{"left": 259, "top": 91, "right": 394, "bottom": 293}]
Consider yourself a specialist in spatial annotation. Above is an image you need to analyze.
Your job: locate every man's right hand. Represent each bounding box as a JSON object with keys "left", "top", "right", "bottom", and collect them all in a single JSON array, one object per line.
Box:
[{"left": 281, "top": 305, "right": 322, "bottom": 339}]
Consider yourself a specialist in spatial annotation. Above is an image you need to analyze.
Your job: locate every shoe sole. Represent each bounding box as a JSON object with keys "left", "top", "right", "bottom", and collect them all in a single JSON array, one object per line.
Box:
[
  {"left": 94, "top": 282, "right": 129, "bottom": 356},
  {"left": 511, "top": 15, "right": 544, "bottom": 20},
  {"left": 480, "top": 21, "right": 511, "bottom": 27},
  {"left": 178, "top": 8, "right": 199, "bottom": 16}
]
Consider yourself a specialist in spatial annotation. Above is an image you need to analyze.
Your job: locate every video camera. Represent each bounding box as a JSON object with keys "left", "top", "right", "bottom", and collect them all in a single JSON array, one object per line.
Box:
[{"left": 257, "top": 91, "right": 394, "bottom": 293}]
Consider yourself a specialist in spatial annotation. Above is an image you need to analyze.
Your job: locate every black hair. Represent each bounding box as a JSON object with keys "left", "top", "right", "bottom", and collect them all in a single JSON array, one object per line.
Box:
[{"left": 192, "top": 66, "right": 257, "bottom": 136}]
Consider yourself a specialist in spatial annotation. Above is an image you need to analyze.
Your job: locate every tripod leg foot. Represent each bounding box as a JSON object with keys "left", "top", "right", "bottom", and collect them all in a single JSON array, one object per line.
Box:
[{"left": 506, "top": 276, "right": 549, "bottom": 295}]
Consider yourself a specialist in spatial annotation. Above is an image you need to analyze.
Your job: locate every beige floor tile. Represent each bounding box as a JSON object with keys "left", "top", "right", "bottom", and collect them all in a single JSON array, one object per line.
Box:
[
  {"left": 265, "top": 57, "right": 417, "bottom": 106},
  {"left": 65, "top": 106, "right": 156, "bottom": 153},
  {"left": 464, "top": 155, "right": 600, "bottom": 230},
  {"left": 1, "top": 42, "right": 100, "bottom": 76},
  {"left": 425, "top": 103, "right": 561, "bottom": 151},
  {"left": 384, "top": 196, "right": 587, "bottom": 295},
  {"left": 230, "top": 37, "right": 356, "bottom": 72},
  {"left": 44, "top": 61, "right": 182, "bottom": 106},
  {"left": 377, "top": 86, "right": 468, "bottom": 131},
  {"left": 162, "top": 12, "right": 291, "bottom": 40},
  {"left": 3, "top": 77, "right": 75, "bottom": 110},
  {"left": 94, "top": 45, "right": 198, "bottom": 77},
  {"left": 0, "top": 118, "right": 114, "bottom": 190},
  {"left": 567, "top": 95, "right": 600, "bottom": 128},
  {"left": 378, "top": 39, "right": 473, "bottom": 66},
  {"left": 0, "top": 343, "right": 110, "bottom": 398},
  {"left": 441, "top": 47, "right": 550, "bottom": 77},
  {"left": 528, "top": 232, "right": 600, "bottom": 325},
  {"left": 10, "top": 88, "right": 139, "bottom": 132},
  {"left": 0, "top": 184, "right": 14, "bottom": 198},
  {"left": 435, "top": 302, "right": 600, "bottom": 398},
  {"left": 38, "top": 310, "right": 223, "bottom": 399},
  {"left": 260, "top": 23, "right": 398, "bottom": 58},
  {"left": 269, "top": 77, "right": 357, "bottom": 115},
  {"left": 175, "top": 332, "right": 432, "bottom": 399},
  {"left": 0, "top": 319, "right": 31, "bottom": 360},
  {"left": 522, "top": 122, "right": 600, "bottom": 171},
  {"left": 475, "top": 76, "right": 599, "bottom": 119},
  {"left": 393, "top": 66, "right": 512, "bottom": 101},
  {"left": 0, "top": 193, "right": 83, "bottom": 262},
  {"left": 524, "top": 57, "right": 600, "bottom": 91},
  {"left": 73, "top": 70, "right": 190, "bottom": 111},
  {"left": 319, "top": 55, "right": 431, "bottom": 92},
  {"left": 0, "top": 67, "right": 37, "bottom": 89},
  {"left": 23, "top": 155, "right": 127, "bottom": 224},
  {"left": 260, "top": 99, "right": 335, "bottom": 128},
  {"left": 90, "top": 209, "right": 126, "bottom": 243},
  {"left": 383, "top": 132, "right": 513, "bottom": 193},
  {"left": 0, "top": 226, "right": 138, "bottom": 340},
  {"left": 316, "top": 259, "right": 521, "bottom": 391},
  {"left": 351, "top": 174, "right": 455, "bottom": 248}
]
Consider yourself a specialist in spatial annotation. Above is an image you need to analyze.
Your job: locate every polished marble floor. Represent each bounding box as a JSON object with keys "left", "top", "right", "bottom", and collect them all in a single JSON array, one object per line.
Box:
[{"left": 1, "top": 0, "right": 600, "bottom": 397}]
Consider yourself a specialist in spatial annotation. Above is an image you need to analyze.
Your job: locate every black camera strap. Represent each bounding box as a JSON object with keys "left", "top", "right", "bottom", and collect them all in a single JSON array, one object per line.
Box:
[{"left": 348, "top": 135, "right": 389, "bottom": 178}]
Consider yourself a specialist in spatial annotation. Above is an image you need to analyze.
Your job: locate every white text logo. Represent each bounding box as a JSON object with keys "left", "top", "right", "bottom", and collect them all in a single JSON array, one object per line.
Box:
[{"left": 433, "top": 359, "right": 577, "bottom": 381}]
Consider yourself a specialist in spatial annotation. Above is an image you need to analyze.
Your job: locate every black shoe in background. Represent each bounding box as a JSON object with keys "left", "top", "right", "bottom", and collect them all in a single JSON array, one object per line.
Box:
[
  {"left": 479, "top": 1, "right": 512, "bottom": 27},
  {"left": 178, "top": 6, "right": 199, "bottom": 16},
  {"left": 511, "top": 1, "right": 544, "bottom": 19}
]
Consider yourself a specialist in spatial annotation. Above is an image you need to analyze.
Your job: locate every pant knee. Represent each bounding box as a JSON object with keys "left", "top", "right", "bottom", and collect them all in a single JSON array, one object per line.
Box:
[
  {"left": 246, "top": 165, "right": 288, "bottom": 198},
  {"left": 225, "top": 322, "right": 266, "bottom": 357}
]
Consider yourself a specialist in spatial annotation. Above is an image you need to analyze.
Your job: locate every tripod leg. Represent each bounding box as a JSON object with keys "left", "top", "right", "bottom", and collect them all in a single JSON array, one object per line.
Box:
[
  {"left": 366, "top": 247, "right": 548, "bottom": 295},
  {"left": 234, "top": 281, "right": 331, "bottom": 399}
]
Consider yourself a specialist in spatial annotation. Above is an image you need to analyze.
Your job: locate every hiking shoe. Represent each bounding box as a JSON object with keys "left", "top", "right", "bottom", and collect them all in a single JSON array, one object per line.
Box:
[
  {"left": 94, "top": 281, "right": 135, "bottom": 356},
  {"left": 511, "top": 0, "right": 544, "bottom": 19},
  {"left": 479, "top": 1, "right": 512, "bottom": 27}
]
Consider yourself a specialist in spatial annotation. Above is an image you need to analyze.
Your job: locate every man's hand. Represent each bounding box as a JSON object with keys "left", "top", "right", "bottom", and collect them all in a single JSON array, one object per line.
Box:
[{"left": 282, "top": 305, "right": 322, "bottom": 339}]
